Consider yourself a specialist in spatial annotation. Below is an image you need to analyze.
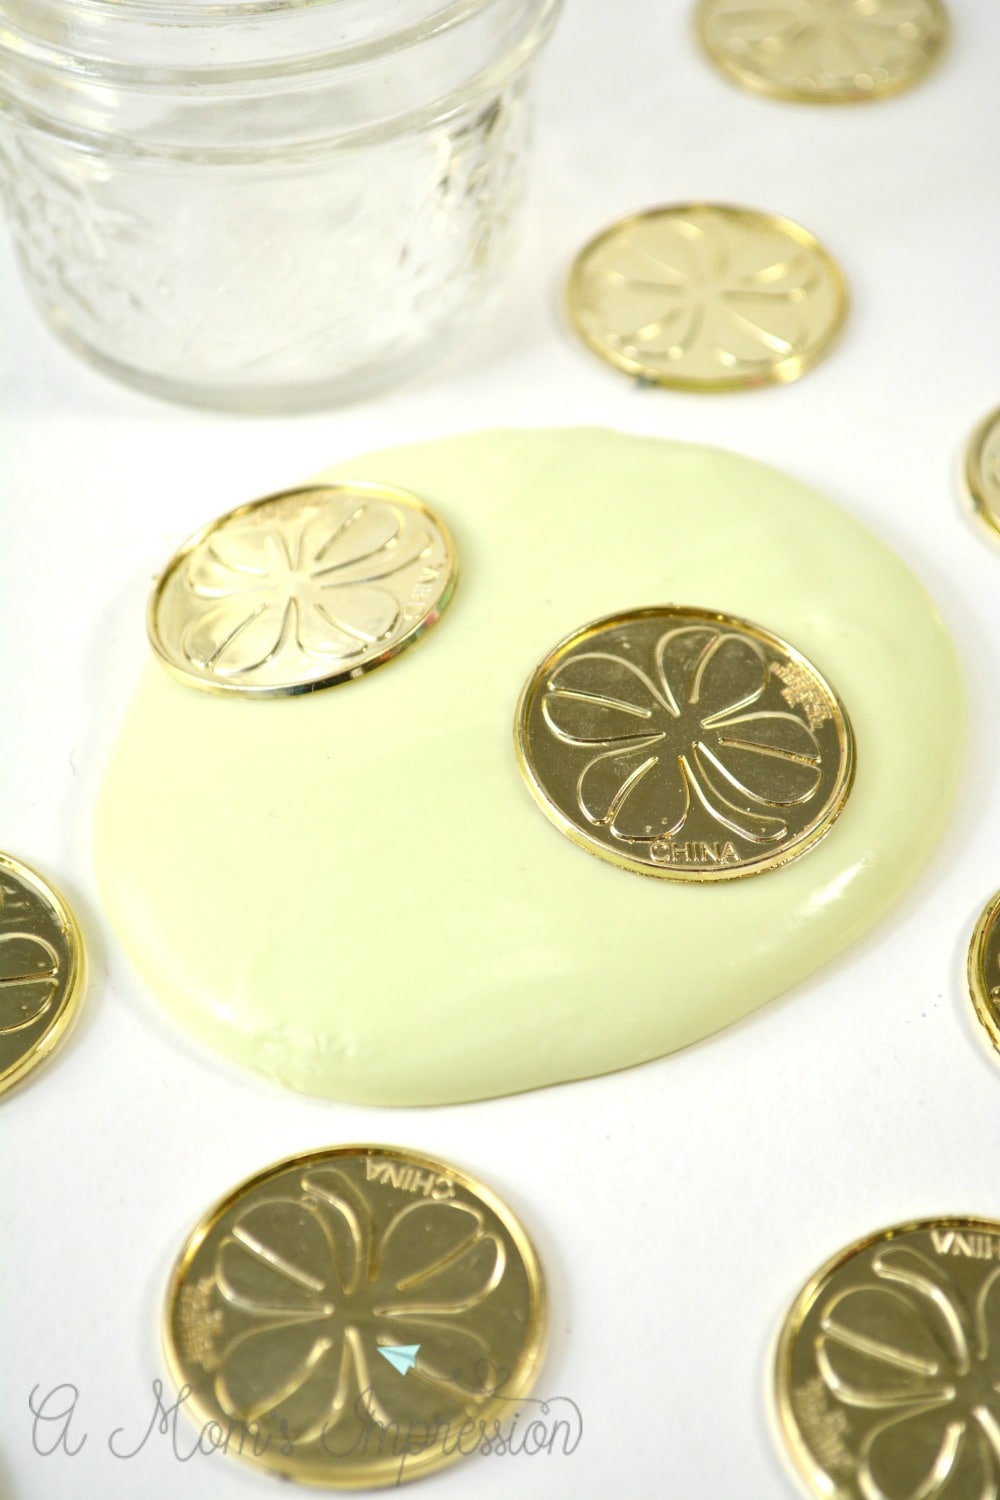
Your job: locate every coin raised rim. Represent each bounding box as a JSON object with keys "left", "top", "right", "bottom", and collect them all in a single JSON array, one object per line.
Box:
[
  {"left": 694, "top": 0, "right": 951, "bottom": 106},
  {"left": 963, "top": 406, "right": 1000, "bottom": 546},
  {"left": 968, "top": 887, "right": 1000, "bottom": 1056},
  {"left": 514, "top": 605, "right": 856, "bottom": 881},
  {"left": 147, "top": 481, "right": 458, "bottom": 698},
  {"left": 162, "top": 1143, "right": 548, "bottom": 1490},
  {"left": 773, "top": 1214, "right": 1000, "bottom": 1500},
  {"left": 0, "top": 851, "right": 86, "bottom": 1097},
  {"left": 565, "top": 201, "right": 849, "bottom": 392}
]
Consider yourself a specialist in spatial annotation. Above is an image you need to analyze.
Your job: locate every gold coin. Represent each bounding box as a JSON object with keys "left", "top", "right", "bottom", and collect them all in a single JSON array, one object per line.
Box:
[
  {"left": 514, "top": 607, "right": 855, "bottom": 881},
  {"left": 775, "top": 1216, "right": 1000, "bottom": 1500},
  {"left": 0, "top": 852, "right": 85, "bottom": 1095},
  {"left": 163, "top": 1145, "right": 547, "bottom": 1488},
  {"left": 149, "top": 482, "right": 456, "bottom": 697},
  {"left": 967, "top": 889, "right": 1000, "bottom": 1057},
  {"left": 696, "top": 0, "right": 949, "bottom": 104},
  {"left": 964, "top": 407, "right": 1000, "bottom": 545},
  {"left": 566, "top": 203, "right": 847, "bottom": 391}
]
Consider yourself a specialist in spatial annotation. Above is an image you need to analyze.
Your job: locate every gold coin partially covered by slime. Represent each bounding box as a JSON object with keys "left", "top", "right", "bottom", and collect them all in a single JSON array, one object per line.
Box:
[
  {"left": 964, "top": 407, "right": 1000, "bottom": 546},
  {"left": 515, "top": 607, "right": 854, "bottom": 880},
  {"left": 95, "top": 430, "right": 963, "bottom": 1105},
  {"left": 566, "top": 204, "right": 847, "bottom": 391},
  {"left": 696, "top": 0, "right": 949, "bottom": 104},
  {"left": 0, "top": 852, "right": 85, "bottom": 1095},
  {"left": 149, "top": 482, "right": 456, "bottom": 696},
  {"left": 775, "top": 1217, "right": 1000, "bottom": 1500},
  {"left": 163, "top": 1145, "right": 546, "bottom": 1489}
]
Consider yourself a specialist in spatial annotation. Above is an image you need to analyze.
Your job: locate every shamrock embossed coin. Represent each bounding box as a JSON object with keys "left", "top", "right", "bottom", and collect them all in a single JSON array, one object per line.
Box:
[
  {"left": 775, "top": 1217, "right": 1000, "bottom": 1500},
  {"left": 149, "top": 482, "right": 456, "bottom": 696},
  {"left": 0, "top": 852, "right": 85, "bottom": 1095},
  {"left": 967, "top": 890, "right": 1000, "bottom": 1060},
  {"left": 965, "top": 407, "right": 1000, "bottom": 546},
  {"left": 566, "top": 203, "right": 847, "bottom": 391},
  {"left": 163, "top": 1145, "right": 547, "bottom": 1488},
  {"left": 696, "top": 0, "right": 949, "bottom": 104},
  {"left": 515, "top": 607, "right": 854, "bottom": 880}
]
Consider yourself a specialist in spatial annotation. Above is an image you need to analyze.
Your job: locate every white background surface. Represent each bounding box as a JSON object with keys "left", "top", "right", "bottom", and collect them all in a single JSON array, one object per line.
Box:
[{"left": 3, "top": 2, "right": 1000, "bottom": 1496}]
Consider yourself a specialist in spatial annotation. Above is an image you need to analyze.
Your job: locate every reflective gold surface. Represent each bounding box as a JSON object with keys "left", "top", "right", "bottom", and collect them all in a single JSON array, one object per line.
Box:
[
  {"left": 965, "top": 407, "right": 1000, "bottom": 545},
  {"left": 163, "top": 1145, "right": 546, "bottom": 1488},
  {"left": 697, "top": 0, "right": 949, "bottom": 104},
  {"left": 967, "top": 889, "right": 1000, "bottom": 1058},
  {"left": 776, "top": 1217, "right": 1000, "bottom": 1500},
  {"left": 149, "top": 483, "right": 456, "bottom": 696},
  {"left": 515, "top": 607, "right": 854, "bottom": 880},
  {"left": 566, "top": 204, "right": 847, "bottom": 391},
  {"left": 0, "top": 852, "right": 85, "bottom": 1095}
]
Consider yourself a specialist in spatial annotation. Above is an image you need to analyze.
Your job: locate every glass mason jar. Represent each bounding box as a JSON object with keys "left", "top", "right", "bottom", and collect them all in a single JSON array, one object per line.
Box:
[{"left": 0, "top": 0, "right": 562, "bottom": 410}]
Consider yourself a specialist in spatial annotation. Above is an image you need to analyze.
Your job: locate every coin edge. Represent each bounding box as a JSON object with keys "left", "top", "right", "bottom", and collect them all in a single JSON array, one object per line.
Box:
[
  {"left": 968, "top": 888, "right": 1000, "bottom": 1058},
  {"left": 963, "top": 406, "right": 1000, "bottom": 547},
  {"left": 0, "top": 851, "right": 87, "bottom": 1097}
]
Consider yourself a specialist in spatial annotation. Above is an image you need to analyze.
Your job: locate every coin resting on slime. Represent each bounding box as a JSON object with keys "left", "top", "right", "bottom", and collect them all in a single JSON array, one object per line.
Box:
[
  {"left": 148, "top": 481, "right": 456, "bottom": 696},
  {"left": 94, "top": 429, "right": 963, "bottom": 1105},
  {"left": 515, "top": 607, "right": 854, "bottom": 880}
]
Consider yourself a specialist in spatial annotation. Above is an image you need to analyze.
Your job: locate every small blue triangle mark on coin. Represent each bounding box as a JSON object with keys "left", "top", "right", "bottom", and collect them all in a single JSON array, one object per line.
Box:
[{"left": 378, "top": 1344, "right": 420, "bottom": 1376}]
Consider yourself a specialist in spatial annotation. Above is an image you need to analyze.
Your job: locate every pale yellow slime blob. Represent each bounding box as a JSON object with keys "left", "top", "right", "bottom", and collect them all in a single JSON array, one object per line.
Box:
[{"left": 94, "top": 430, "right": 964, "bottom": 1104}]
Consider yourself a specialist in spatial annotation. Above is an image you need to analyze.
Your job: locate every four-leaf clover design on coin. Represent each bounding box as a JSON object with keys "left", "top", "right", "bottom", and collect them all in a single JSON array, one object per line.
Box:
[
  {"left": 699, "top": 0, "right": 948, "bottom": 100},
  {"left": 0, "top": 858, "right": 85, "bottom": 1095},
  {"left": 0, "top": 930, "right": 60, "bottom": 1034},
  {"left": 816, "top": 1245, "right": 1000, "bottom": 1500},
  {"left": 542, "top": 624, "right": 824, "bottom": 846},
  {"left": 208, "top": 1167, "right": 506, "bottom": 1443},
  {"left": 569, "top": 205, "right": 845, "bottom": 389},
  {"left": 182, "top": 494, "right": 434, "bottom": 679}
]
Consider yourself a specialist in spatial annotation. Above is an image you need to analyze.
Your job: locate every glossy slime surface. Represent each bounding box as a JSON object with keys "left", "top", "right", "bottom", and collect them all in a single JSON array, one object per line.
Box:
[{"left": 94, "top": 430, "right": 964, "bottom": 1104}]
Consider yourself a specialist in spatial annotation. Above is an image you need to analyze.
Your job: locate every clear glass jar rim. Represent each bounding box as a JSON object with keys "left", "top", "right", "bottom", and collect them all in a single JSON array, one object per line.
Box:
[
  {"left": 31, "top": 0, "right": 442, "bottom": 14},
  {"left": 0, "top": 0, "right": 563, "bottom": 159},
  {"left": 13, "top": 0, "right": 505, "bottom": 25},
  {"left": 0, "top": 0, "right": 557, "bottom": 76}
]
